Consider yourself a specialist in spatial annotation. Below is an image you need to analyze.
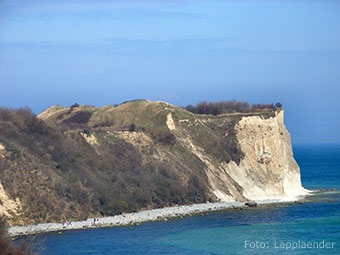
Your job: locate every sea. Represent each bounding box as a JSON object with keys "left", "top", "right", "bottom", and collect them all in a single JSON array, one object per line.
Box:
[{"left": 33, "top": 144, "right": 340, "bottom": 254}]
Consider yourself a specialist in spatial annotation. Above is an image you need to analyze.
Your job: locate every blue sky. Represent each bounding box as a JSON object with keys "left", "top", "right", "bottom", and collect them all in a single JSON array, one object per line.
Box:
[{"left": 0, "top": 0, "right": 339, "bottom": 144}]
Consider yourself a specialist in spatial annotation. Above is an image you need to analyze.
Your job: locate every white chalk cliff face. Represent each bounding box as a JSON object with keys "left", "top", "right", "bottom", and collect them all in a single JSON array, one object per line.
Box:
[{"left": 202, "top": 110, "right": 309, "bottom": 202}]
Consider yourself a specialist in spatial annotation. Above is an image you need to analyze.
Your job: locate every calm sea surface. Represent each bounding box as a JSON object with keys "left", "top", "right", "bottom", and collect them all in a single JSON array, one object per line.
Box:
[{"left": 36, "top": 144, "right": 340, "bottom": 254}]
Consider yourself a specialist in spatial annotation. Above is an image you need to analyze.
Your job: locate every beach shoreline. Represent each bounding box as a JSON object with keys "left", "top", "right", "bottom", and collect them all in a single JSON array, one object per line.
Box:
[{"left": 7, "top": 197, "right": 310, "bottom": 237}]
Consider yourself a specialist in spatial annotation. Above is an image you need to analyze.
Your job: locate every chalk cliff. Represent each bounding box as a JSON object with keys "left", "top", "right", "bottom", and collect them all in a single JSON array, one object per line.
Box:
[
  {"left": 200, "top": 110, "right": 308, "bottom": 202},
  {"left": 0, "top": 100, "right": 308, "bottom": 225}
]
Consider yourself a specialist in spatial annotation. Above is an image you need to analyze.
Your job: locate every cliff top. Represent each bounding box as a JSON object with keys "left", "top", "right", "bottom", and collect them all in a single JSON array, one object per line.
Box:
[{"left": 38, "top": 100, "right": 281, "bottom": 130}]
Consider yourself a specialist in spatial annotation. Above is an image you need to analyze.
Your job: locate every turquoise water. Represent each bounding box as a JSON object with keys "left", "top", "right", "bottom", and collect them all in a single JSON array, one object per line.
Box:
[{"left": 36, "top": 144, "right": 340, "bottom": 254}]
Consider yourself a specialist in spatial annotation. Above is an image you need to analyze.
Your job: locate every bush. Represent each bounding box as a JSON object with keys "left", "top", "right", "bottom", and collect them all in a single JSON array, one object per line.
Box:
[
  {"left": 62, "top": 111, "right": 92, "bottom": 124},
  {"left": 184, "top": 100, "right": 278, "bottom": 115},
  {"left": 0, "top": 107, "right": 48, "bottom": 135},
  {"left": 149, "top": 131, "right": 176, "bottom": 145},
  {"left": 66, "top": 103, "right": 80, "bottom": 115},
  {"left": 70, "top": 103, "right": 79, "bottom": 109},
  {"left": 275, "top": 102, "right": 282, "bottom": 108},
  {"left": 129, "top": 124, "right": 136, "bottom": 132},
  {"left": 0, "top": 217, "right": 39, "bottom": 255}
]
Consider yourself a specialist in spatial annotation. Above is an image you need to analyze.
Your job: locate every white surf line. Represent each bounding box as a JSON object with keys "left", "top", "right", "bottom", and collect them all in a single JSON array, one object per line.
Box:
[{"left": 7, "top": 199, "right": 295, "bottom": 237}]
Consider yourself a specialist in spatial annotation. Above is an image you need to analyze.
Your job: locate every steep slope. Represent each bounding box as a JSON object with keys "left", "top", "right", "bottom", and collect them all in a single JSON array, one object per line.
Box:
[{"left": 0, "top": 100, "right": 308, "bottom": 226}]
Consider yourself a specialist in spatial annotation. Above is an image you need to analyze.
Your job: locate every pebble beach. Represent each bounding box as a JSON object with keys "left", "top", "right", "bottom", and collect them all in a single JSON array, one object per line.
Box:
[{"left": 8, "top": 199, "right": 288, "bottom": 237}]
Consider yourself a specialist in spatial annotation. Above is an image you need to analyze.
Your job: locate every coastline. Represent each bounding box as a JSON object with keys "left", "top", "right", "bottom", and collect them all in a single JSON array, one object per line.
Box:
[{"left": 7, "top": 198, "right": 307, "bottom": 237}]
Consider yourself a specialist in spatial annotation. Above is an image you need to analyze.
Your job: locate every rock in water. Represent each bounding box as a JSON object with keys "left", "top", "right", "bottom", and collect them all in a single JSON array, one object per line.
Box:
[{"left": 245, "top": 202, "right": 257, "bottom": 207}]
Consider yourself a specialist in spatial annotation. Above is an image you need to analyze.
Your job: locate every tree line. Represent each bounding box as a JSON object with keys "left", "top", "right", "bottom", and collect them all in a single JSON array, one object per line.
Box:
[{"left": 184, "top": 101, "right": 282, "bottom": 115}]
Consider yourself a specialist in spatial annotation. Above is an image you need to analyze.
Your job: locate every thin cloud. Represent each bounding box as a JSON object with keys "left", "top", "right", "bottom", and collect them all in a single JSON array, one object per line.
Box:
[{"left": 0, "top": 0, "right": 201, "bottom": 19}]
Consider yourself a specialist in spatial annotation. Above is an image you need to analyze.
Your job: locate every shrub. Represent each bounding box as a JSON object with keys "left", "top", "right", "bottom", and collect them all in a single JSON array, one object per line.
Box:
[
  {"left": 70, "top": 103, "right": 79, "bottom": 109},
  {"left": 66, "top": 103, "right": 80, "bottom": 115},
  {"left": 275, "top": 102, "right": 282, "bottom": 108},
  {"left": 129, "top": 123, "right": 136, "bottom": 132},
  {"left": 119, "top": 99, "right": 146, "bottom": 105},
  {"left": 149, "top": 131, "right": 176, "bottom": 145},
  {"left": 0, "top": 107, "right": 48, "bottom": 135},
  {"left": 184, "top": 100, "right": 279, "bottom": 115},
  {"left": 62, "top": 111, "right": 92, "bottom": 124},
  {"left": 0, "top": 216, "right": 40, "bottom": 255}
]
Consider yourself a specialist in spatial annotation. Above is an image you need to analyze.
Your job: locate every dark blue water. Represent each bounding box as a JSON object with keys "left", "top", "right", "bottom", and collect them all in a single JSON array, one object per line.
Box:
[
  {"left": 37, "top": 144, "right": 340, "bottom": 254},
  {"left": 294, "top": 144, "right": 340, "bottom": 190}
]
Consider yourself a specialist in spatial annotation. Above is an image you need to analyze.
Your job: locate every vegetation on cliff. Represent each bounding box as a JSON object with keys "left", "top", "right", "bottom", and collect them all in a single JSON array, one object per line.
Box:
[
  {"left": 0, "top": 100, "right": 278, "bottom": 226},
  {"left": 184, "top": 100, "right": 282, "bottom": 115},
  {"left": 0, "top": 217, "right": 38, "bottom": 255}
]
